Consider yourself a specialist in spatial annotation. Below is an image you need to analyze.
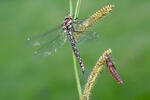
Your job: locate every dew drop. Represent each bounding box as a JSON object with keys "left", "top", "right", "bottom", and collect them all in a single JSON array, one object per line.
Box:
[
  {"left": 54, "top": 49, "right": 57, "bottom": 52},
  {"left": 33, "top": 42, "right": 40, "bottom": 46},
  {"left": 47, "top": 52, "right": 51, "bottom": 55},
  {"left": 34, "top": 51, "right": 38, "bottom": 54},
  {"left": 27, "top": 37, "right": 30, "bottom": 41},
  {"left": 64, "top": 38, "right": 67, "bottom": 42},
  {"left": 83, "top": 23, "right": 88, "bottom": 27}
]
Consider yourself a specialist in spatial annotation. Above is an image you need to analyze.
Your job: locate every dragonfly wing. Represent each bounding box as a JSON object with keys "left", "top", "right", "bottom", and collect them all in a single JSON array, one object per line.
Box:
[
  {"left": 34, "top": 31, "right": 67, "bottom": 56},
  {"left": 74, "top": 19, "right": 86, "bottom": 24},
  {"left": 74, "top": 31, "right": 99, "bottom": 44},
  {"left": 27, "top": 25, "right": 67, "bottom": 56},
  {"left": 73, "top": 18, "right": 99, "bottom": 43},
  {"left": 27, "top": 25, "right": 62, "bottom": 47}
]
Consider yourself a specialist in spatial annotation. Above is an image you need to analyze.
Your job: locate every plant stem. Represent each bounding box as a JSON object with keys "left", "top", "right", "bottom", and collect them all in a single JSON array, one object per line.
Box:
[
  {"left": 69, "top": 0, "right": 73, "bottom": 15},
  {"left": 72, "top": 51, "right": 83, "bottom": 100},
  {"left": 74, "top": 0, "right": 81, "bottom": 19},
  {"left": 69, "top": 0, "right": 83, "bottom": 100},
  {"left": 70, "top": 0, "right": 83, "bottom": 99}
]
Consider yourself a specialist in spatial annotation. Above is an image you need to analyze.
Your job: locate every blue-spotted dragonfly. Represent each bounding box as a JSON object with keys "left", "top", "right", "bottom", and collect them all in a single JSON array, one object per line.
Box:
[
  {"left": 27, "top": 14, "right": 99, "bottom": 73},
  {"left": 27, "top": 5, "right": 114, "bottom": 73}
]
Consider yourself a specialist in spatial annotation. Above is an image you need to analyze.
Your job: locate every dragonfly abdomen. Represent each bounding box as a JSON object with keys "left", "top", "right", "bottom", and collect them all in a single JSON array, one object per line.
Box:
[{"left": 67, "top": 31, "right": 85, "bottom": 72}]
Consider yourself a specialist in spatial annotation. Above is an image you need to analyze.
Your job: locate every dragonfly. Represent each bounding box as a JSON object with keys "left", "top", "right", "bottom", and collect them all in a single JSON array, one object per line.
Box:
[
  {"left": 105, "top": 54, "right": 124, "bottom": 85},
  {"left": 27, "top": 5, "right": 114, "bottom": 73},
  {"left": 27, "top": 14, "right": 98, "bottom": 73}
]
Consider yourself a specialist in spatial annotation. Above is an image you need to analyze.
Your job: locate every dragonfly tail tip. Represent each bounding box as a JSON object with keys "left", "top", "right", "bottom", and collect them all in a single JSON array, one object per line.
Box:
[
  {"left": 81, "top": 67, "right": 85, "bottom": 74},
  {"left": 120, "top": 81, "right": 124, "bottom": 85}
]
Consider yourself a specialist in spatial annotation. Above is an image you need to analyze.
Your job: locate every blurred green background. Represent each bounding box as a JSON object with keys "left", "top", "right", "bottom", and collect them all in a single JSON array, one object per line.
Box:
[{"left": 0, "top": 0, "right": 150, "bottom": 100}]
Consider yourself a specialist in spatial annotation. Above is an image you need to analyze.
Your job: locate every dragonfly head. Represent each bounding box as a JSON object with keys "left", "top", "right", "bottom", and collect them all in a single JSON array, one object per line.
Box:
[{"left": 65, "top": 14, "right": 73, "bottom": 19}]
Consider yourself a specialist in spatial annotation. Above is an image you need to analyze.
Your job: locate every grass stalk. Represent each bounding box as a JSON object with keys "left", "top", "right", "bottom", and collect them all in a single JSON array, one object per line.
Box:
[
  {"left": 74, "top": 0, "right": 82, "bottom": 19},
  {"left": 69, "top": 0, "right": 73, "bottom": 16},
  {"left": 72, "top": 51, "right": 83, "bottom": 100},
  {"left": 70, "top": 0, "right": 83, "bottom": 100}
]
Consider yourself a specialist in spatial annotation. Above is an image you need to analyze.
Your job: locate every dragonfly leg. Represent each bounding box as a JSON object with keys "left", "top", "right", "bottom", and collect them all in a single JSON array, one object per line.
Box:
[
  {"left": 72, "top": 27, "right": 79, "bottom": 32},
  {"left": 72, "top": 27, "right": 84, "bottom": 33},
  {"left": 74, "top": 17, "right": 78, "bottom": 20}
]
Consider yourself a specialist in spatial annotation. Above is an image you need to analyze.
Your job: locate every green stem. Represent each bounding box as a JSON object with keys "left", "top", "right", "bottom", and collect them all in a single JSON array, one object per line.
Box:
[
  {"left": 69, "top": 0, "right": 73, "bottom": 15},
  {"left": 74, "top": 0, "right": 81, "bottom": 19},
  {"left": 70, "top": 0, "right": 83, "bottom": 99},
  {"left": 72, "top": 51, "right": 83, "bottom": 100},
  {"left": 76, "top": 0, "right": 82, "bottom": 18}
]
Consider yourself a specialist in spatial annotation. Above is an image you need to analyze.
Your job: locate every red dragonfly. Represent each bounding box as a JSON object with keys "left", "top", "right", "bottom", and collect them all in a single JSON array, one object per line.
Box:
[{"left": 105, "top": 54, "right": 124, "bottom": 85}]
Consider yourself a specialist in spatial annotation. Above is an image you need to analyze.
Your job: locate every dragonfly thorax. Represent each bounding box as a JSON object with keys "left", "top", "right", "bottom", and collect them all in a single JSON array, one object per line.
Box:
[{"left": 62, "top": 15, "right": 74, "bottom": 33}]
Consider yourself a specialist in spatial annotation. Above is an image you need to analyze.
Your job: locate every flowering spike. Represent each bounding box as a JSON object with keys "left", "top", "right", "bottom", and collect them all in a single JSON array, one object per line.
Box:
[
  {"left": 74, "top": 5, "right": 114, "bottom": 42},
  {"left": 83, "top": 49, "right": 112, "bottom": 100}
]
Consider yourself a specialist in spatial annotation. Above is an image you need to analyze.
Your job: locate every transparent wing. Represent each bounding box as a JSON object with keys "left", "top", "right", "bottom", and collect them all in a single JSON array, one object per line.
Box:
[
  {"left": 74, "top": 19, "right": 85, "bottom": 25},
  {"left": 27, "top": 26, "right": 67, "bottom": 56},
  {"left": 73, "top": 19, "right": 99, "bottom": 43},
  {"left": 27, "top": 26, "right": 62, "bottom": 47},
  {"left": 34, "top": 31, "right": 67, "bottom": 56},
  {"left": 74, "top": 31, "right": 99, "bottom": 44}
]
